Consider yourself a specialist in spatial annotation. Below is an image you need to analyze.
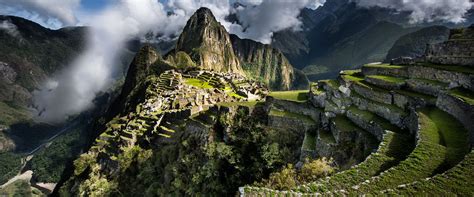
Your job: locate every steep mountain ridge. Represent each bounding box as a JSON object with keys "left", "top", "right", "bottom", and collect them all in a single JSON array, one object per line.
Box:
[{"left": 175, "top": 7, "right": 242, "bottom": 74}]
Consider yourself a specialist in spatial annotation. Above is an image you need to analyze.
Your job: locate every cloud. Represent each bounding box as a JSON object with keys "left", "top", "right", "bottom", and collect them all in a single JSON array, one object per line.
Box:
[
  {"left": 353, "top": 0, "right": 474, "bottom": 24},
  {"left": 0, "top": 0, "right": 80, "bottom": 28},
  {"left": 0, "top": 20, "right": 21, "bottom": 38},
  {"left": 33, "top": 0, "right": 173, "bottom": 123},
  {"left": 232, "top": 0, "right": 324, "bottom": 44}
]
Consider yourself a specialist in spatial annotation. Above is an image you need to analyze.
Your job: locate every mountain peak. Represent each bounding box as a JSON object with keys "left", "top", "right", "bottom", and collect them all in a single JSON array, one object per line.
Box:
[{"left": 175, "top": 7, "right": 242, "bottom": 74}]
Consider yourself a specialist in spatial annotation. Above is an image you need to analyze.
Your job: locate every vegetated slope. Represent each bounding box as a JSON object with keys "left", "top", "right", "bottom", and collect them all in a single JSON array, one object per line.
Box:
[
  {"left": 230, "top": 34, "right": 308, "bottom": 90},
  {"left": 304, "top": 21, "right": 418, "bottom": 81},
  {"left": 0, "top": 15, "right": 89, "bottom": 157},
  {"left": 0, "top": 16, "right": 87, "bottom": 107},
  {"left": 385, "top": 26, "right": 450, "bottom": 62}
]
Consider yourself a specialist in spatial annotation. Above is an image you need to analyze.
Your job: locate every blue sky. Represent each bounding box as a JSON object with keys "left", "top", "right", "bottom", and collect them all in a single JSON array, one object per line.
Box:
[{"left": 81, "top": 0, "right": 109, "bottom": 11}]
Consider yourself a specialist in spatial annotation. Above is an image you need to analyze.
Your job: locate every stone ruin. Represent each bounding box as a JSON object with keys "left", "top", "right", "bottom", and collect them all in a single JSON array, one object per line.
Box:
[{"left": 425, "top": 25, "right": 474, "bottom": 66}]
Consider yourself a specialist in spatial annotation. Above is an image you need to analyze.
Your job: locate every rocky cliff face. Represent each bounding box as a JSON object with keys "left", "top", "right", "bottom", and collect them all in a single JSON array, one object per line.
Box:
[
  {"left": 175, "top": 7, "right": 242, "bottom": 74},
  {"left": 230, "top": 34, "right": 308, "bottom": 90}
]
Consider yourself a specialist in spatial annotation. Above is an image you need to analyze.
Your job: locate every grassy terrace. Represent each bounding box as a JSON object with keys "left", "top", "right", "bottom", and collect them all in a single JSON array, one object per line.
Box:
[
  {"left": 366, "top": 75, "right": 406, "bottom": 84},
  {"left": 296, "top": 131, "right": 412, "bottom": 193},
  {"left": 394, "top": 89, "right": 437, "bottom": 103},
  {"left": 269, "top": 109, "right": 315, "bottom": 124},
  {"left": 425, "top": 108, "right": 469, "bottom": 168},
  {"left": 347, "top": 108, "right": 466, "bottom": 194},
  {"left": 388, "top": 151, "right": 474, "bottom": 195},
  {"left": 268, "top": 90, "right": 309, "bottom": 103},
  {"left": 449, "top": 88, "right": 474, "bottom": 105},
  {"left": 332, "top": 115, "right": 362, "bottom": 132},
  {"left": 319, "top": 79, "right": 340, "bottom": 90},
  {"left": 347, "top": 106, "right": 402, "bottom": 133},
  {"left": 340, "top": 73, "right": 364, "bottom": 82},
  {"left": 363, "top": 63, "right": 406, "bottom": 69},
  {"left": 184, "top": 78, "right": 213, "bottom": 89}
]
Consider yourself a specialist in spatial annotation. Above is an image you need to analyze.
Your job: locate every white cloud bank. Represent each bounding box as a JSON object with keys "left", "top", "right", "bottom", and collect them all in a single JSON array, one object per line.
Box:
[{"left": 354, "top": 0, "right": 474, "bottom": 24}]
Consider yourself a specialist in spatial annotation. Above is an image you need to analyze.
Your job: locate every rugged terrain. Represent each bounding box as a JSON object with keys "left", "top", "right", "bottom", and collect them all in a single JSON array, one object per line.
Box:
[
  {"left": 57, "top": 8, "right": 474, "bottom": 196},
  {"left": 241, "top": 26, "right": 474, "bottom": 196}
]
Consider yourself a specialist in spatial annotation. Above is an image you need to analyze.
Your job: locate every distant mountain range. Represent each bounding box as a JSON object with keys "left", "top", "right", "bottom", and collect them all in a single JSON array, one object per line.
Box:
[{"left": 270, "top": 0, "right": 474, "bottom": 80}]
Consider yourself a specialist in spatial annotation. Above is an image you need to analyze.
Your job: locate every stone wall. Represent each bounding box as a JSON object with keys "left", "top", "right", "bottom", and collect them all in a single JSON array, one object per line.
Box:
[
  {"left": 407, "top": 66, "right": 473, "bottom": 91},
  {"left": 426, "top": 40, "right": 474, "bottom": 66},
  {"left": 436, "top": 93, "right": 474, "bottom": 147},
  {"left": 361, "top": 66, "right": 409, "bottom": 78},
  {"left": 265, "top": 97, "right": 321, "bottom": 123}
]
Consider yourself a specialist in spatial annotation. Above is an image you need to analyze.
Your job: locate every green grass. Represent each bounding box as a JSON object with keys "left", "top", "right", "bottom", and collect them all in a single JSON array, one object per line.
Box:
[
  {"left": 340, "top": 69, "right": 361, "bottom": 76},
  {"left": 347, "top": 106, "right": 402, "bottom": 133},
  {"left": 346, "top": 107, "right": 464, "bottom": 194},
  {"left": 340, "top": 74, "right": 364, "bottom": 82},
  {"left": 388, "top": 151, "right": 474, "bottom": 195},
  {"left": 184, "top": 78, "right": 214, "bottom": 89},
  {"left": 449, "top": 88, "right": 474, "bottom": 105},
  {"left": 310, "top": 83, "right": 325, "bottom": 95},
  {"left": 332, "top": 115, "right": 361, "bottom": 132},
  {"left": 297, "top": 131, "right": 412, "bottom": 193},
  {"left": 302, "top": 131, "right": 317, "bottom": 150},
  {"left": 366, "top": 75, "right": 406, "bottom": 84},
  {"left": 423, "top": 108, "right": 469, "bottom": 168},
  {"left": 319, "top": 80, "right": 340, "bottom": 90},
  {"left": 268, "top": 90, "right": 309, "bottom": 102},
  {"left": 363, "top": 63, "right": 406, "bottom": 69},
  {"left": 269, "top": 109, "right": 315, "bottom": 124}
]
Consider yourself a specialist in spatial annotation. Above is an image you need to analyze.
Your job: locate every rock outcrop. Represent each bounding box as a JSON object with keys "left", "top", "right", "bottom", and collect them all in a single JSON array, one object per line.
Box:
[{"left": 175, "top": 7, "right": 242, "bottom": 74}]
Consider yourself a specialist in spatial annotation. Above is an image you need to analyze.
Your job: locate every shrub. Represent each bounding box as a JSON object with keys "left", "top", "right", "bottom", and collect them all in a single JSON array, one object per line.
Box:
[
  {"left": 265, "top": 164, "right": 297, "bottom": 190},
  {"left": 299, "top": 157, "right": 335, "bottom": 182}
]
